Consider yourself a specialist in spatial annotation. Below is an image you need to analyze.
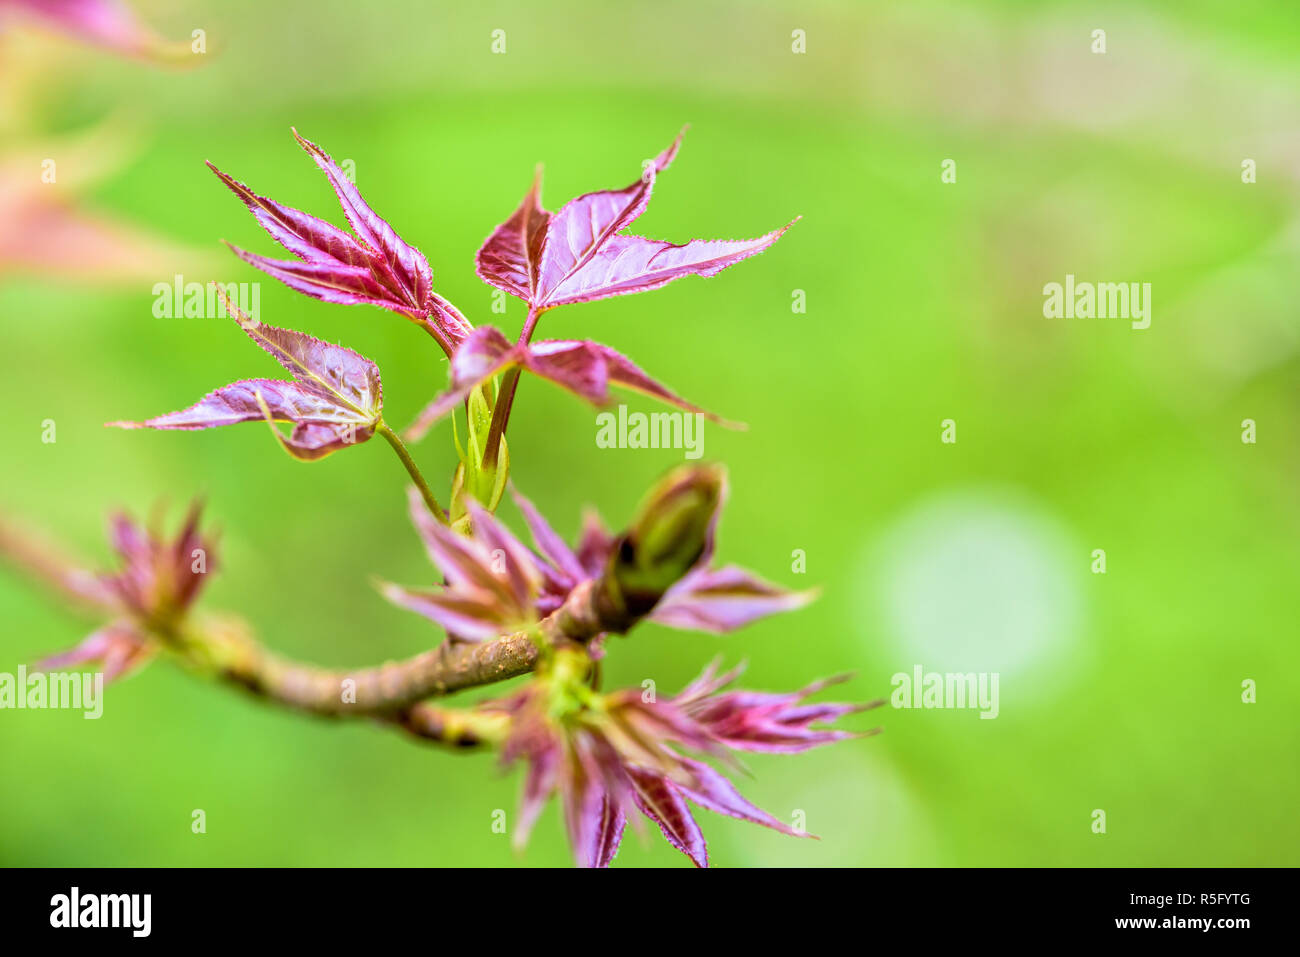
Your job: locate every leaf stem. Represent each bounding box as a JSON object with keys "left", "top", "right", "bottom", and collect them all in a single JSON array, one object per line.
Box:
[
  {"left": 481, "top": 305, "right": 542, "bottom": 467},
  {"left": 377, "top": 420, "right": 447, "bottom": 522},
  {"left": 416, "top": 314, "right": 454, "bottom": 357}
]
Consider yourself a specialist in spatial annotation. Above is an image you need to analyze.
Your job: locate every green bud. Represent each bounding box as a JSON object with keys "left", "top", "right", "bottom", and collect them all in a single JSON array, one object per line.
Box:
[
  {"left": 449, "top": 383, "right": 509, "bottom": 531},
  {"left": 608, "top": 464, "right": 724, "bottom": 617}
]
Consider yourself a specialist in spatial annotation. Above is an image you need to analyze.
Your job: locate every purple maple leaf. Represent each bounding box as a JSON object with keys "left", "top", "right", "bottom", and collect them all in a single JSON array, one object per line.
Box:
[
  {"left": 403, "top": 325, "right": 734, "bottom": 442},
  {"left": 38, "top": 622, "right": 152, "bottom": 682},
  {"left": 109, "top": 311, "right": 384, "bottom": 462},
  {"left": 674, "top": 659, "right": 881, "bottom": 754},
  {"left": 210, "top": 130, "right": 471, "bottom": 351},
  {"left": 490, "top": 656, "right": 874, "bottom": 868},
  {"left": 476, "top": 128, "right": 795, "bottom": 312},
  {"left": 380, "top": 489, "right": 544, "bottom": 641},
  {"left": 37, "top": 503, "right": 215, "bottom": 682}
]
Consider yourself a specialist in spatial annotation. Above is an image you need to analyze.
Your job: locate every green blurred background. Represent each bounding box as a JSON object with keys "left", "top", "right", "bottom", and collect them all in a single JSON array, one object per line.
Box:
[{"left": 2, "top": 0, "right": 1298, "bottom": 867}]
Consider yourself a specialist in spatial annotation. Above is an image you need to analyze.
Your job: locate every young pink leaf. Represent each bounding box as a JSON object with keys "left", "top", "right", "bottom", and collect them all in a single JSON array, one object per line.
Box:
[
  {"left": 509, "top": 485, "right": 587, "bottom": 584},
  {"left": 210, "top": 131, "right": 471, "bottom": 347},
  {"left": 464, "top": 500, "right": 544, "bottom": 611},
  {"left": 207, "top": 163, "right": 376, "bottom": 271},
  {"left": 674, "top": 755, "right": 809, "bottom": 838},
  {"left": 540, "top": 224, "right": 797, "bottom": 307},
  {"left": 403, "top": 326, "right": 732, "bottom": 442},
  {"left": 381, "top": 488, "right": 542, "bottom": 641},
  {"left": 671, "top": 657, "right": 748, "bottom": 707},
  {"left": 224, "top": 246, "right": 401, "bottom": 312},
  {"left": 102, "top": 501, "right": 214, "bottom": 619},
  {"left": 108, "top": 317, "right": 383, "bottom": 462},
  {"left": 626, "top": 765, "right": 708, "bottom": 868},
  {"left": 476, "top": 128, "right": 794, "bottom": 312},
  {"left": 534, "top": 130, "right": 684, "bottom": 309},
  {"left": 402, "top": 326, "right": 517, "bottom": 439},
  {"left": 575, "top": 509, "right": 615, "bottom": 579},
  {"left": 561, "top": 733, "right": 623, "bottom": 869},
  {"left": 512, "top": 742, "right": 559, "bottom": 853},
  {"left": 650, "top": 565, "right": 819, "bottom": 633},
  {"left": 490, "top": 641, "right": 873, "bottom": 867},
  {"left": 475, "top": 166, "right": 550, "bottom": 302},
  {"left": 591, "top": 792, "right": 626, "bottom": 869},
  {"left": 676, "top": 667, "right": 876, "bottom": 755},
  {"left": 292, "top": 129, "right": 435, "bottom": 316},
  {"left": 379, "top": 583, "right": 522, "bottom": 642},
  {"left": 35, "top": 503, "right": 217, "bottom": 683},
  {"left": 37, "top": 622, "right": 151, "bottom": 683}
]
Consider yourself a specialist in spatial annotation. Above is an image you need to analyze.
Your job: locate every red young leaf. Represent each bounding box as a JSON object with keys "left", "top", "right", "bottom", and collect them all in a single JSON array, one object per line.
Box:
[
  {"left": 475, "top": 166, "right": 550, "bottom": 303},
  {"left": 476, "top": 128, "right": 794, "bottom": 311},
  {"left": 403, "top": 325, "right": 731, "bottom": 442},
  {"left": 35, "top": 502, "right": 218, "bottom": 684},
  {"left": 509, "top": 485, "right": 587, "bottom": 585},
  {"left": 108, "top": 314, "right": 383, "bottom": 462},
  {"left": 293, "top": 130, "right": 435, "bottom": 315},
  {"left": 38, "top": 622, "right": 152, "bottom": 682},
  {"left": 540, "top": 226, "right": 796, "bottom": 307},
  {"left": 380, "top": 490, "right": 542, "bottom": 641},
  {"left": 650, "top": 564, "right": 819, "bottom": 633},
  {"left": 210, "top": 130, "right": 471, "bottom": 347},
  {"left": 626, "top": 765, "right": 708, "bottom": 868},
  {"left": 675, "top": 755, "right": 808, "bottom": 837},
  {"left": 488, "top": 650, "right": 866, "bottom": 867}
]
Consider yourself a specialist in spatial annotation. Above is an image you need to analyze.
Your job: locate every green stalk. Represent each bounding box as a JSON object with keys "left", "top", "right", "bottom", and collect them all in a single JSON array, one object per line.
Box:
[{"left": 377, "top": 420, "right": 447, "bottom": 523}]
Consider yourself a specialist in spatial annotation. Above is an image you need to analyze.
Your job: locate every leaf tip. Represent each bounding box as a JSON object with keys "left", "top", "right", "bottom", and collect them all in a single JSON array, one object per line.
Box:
[
  {"left": 291, "top": 126, "right": 323, "bottom": 158},
  {"left": 790, "top": 585, "right": 822, "bottom": 609}
]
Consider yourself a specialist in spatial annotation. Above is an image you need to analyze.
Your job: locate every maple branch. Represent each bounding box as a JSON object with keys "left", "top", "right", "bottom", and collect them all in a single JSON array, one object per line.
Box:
[
  {"left": 377, "top": 421, "right": 447, "bottom": 522},
  {"left": 0, "top": 466, "right": 718, "bottom": 748},
  {"left": 189, "top": 467, "right": 718, "bottom": 714},
  {"left": 200, "top": 577, "right": 618, "bottom": 716},
  {"left": 394, "top": 702, "right": 506, "bottom": 748}
]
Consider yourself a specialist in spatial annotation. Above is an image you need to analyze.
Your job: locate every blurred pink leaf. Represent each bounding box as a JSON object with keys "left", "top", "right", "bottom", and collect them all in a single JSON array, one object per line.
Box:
[
  {"left": 1, "top": 0, "right": 196, "bottom": 63},
  {"left": 0, "top": 122, "right": 215, "bottom": 282},
  {"left": 650, "top": 565, "right": 818, "bottom": 633},
  {"left": 38, "top": 622, "right": 152, "bottom": 682}
]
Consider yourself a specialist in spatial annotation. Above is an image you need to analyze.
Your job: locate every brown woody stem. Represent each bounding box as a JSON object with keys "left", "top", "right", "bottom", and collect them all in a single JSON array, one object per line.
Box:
[
  {"left": 207, "top": 580, "right": 618, "bottom": 716},
  {"left": 394, "top": 703, "right": 508, "bottom": 748}
]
